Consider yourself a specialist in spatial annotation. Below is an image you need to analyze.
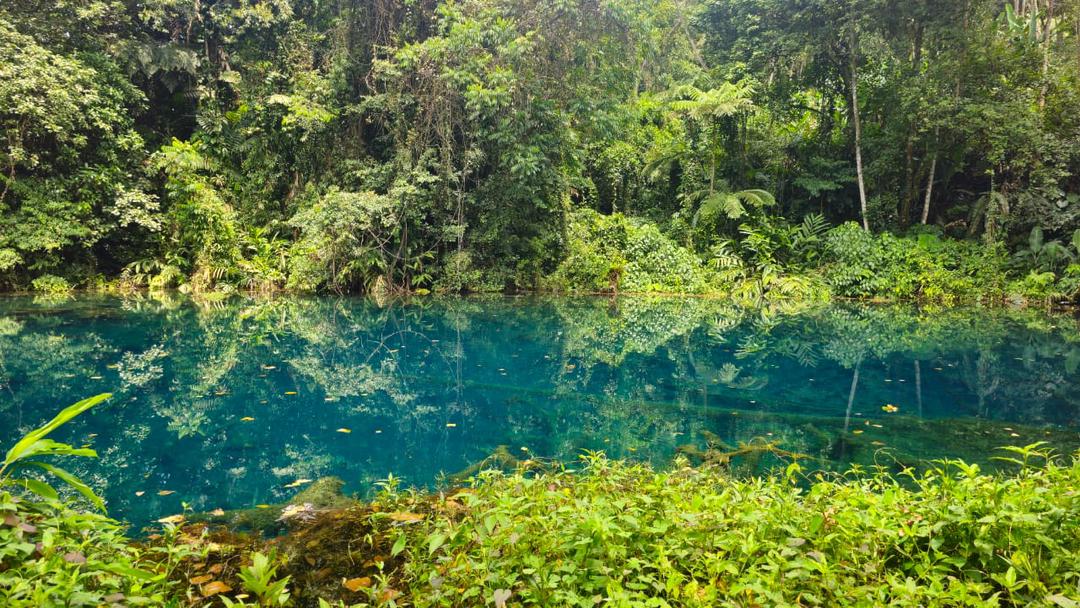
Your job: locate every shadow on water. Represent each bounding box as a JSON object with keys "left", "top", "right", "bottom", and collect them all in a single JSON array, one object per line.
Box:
[{"left": 0, "top": 292, "right": 1078, "bottom": 528}]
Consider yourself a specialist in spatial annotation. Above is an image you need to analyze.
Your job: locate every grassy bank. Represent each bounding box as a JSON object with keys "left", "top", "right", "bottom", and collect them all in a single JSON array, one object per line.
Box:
[{"left": 3, "top": 450, "right": 1079, "bottom": 607}]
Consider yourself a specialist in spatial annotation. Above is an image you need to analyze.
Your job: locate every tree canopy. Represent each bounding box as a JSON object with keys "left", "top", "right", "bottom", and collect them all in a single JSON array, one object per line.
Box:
[{"left": 1, "top": 0, "right": 1078, "bottom": 297}]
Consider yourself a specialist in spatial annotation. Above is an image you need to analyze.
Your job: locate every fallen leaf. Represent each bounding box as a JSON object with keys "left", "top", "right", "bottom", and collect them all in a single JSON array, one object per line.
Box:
[
  {"left": 852, "top": 430, "right": 864, "bottom": 435},
  {"left": 201, "top": 581, "right": 232, "bottom": 597},
  {"left": 343, "top": 577, "right": 372, "bottom": 592},
  {"left": 157, "top": 490, "right": 175, "bottom": 496},
  {"left": 379, "top": 589, "right": 400, "bottom": 602},
  {"left": 284, "top": 479, "right": 313, "bottom": 488},
  {"left": 388, "top": 512, "right": 424, "bottom": 523},
  {"left": 135, "top": 491, "right": 145, "bottom": 497},
  {"left": 207, "top": 564, "right": 224, "bottom": 574},
  {"left": 157, "top": 514, "right": 186, "bottom": 525},
  {"left": 881, "top": 404, "right": 899, "bottom": 413},
  {"left": 284, "top": 391, "right": 298, "bottom": 396},
  {"left": 240, "top": 416, "right": 255, "bottom": 422},
  {"left": 256, "top": 504, "right": 271, "bottom": 509},
  {"left": 209, "top": 508, "right": 226, "bottom": 517},
  {"left": 336, "top": 428, "right": 351, "bottom": 434},
  {"left": 190, "top": 574, "right": 214, "bottom": 585},
  {"left": 445, "top": 423, "right": 457, "bottom": 428}
]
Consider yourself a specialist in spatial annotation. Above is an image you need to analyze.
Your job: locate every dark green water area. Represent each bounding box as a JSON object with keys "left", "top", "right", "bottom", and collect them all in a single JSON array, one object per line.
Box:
[{"left": 1, "top": 294, "right": 1078, "bottom": 529}]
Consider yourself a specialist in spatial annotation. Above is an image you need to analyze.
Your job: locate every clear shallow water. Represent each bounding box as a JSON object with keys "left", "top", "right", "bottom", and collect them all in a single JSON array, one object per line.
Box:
[{"left": 1, "top": 294, "right": 1078, "bottom": 529}]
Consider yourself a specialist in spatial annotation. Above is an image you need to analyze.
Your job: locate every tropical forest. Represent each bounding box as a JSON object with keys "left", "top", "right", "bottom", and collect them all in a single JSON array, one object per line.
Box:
[{"left": 1, "top": 0, "right": 1079, "bottom": 606}]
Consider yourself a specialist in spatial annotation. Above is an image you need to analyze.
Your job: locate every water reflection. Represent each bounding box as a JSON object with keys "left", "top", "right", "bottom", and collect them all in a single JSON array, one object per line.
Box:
[{"left": 0, "top": 294, "right": 1077, "bottom": 527}]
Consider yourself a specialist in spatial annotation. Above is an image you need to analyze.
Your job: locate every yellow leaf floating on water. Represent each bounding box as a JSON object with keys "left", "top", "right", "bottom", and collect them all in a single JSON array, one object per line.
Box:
[
  {"left": 284, "top": 479, "right": 313, "bottom": 488},
  {"left": 284, "top": 391, "right": 297, "bottom": 396},
  {"left": 343, "top": 577, "right": 372, "bottom": 592},
  {"left": 201, "top": 581, "right": 232, "bottom": 597},
  {"left": 157, "top": 490, "right": 175, "bottom": 496},
  {"left": 871, "top": 441, "right": 886, "bottom": 446},
  {"left": 256, "top": 504, "right": 271, "bottom": 509},
  {"left": 374, "top": 429, "right": 382, "bottom": 434},
  {"left": 336, "top": 428, "right": 351, "bottom": 434},
  {"left": 881, "top": 404, "right": 899, "bottom": 413},
  {"left": 852, "top": 430, "right": 864, "bottom": 435},
  {"left": 157, "top": 514, "right": 185, "bottom": 525},
  {"left": 241, "top": 417, "right": 255, "bottom": 422},
  {"left": 445, "top": 423, "right": 457, "bottom": 428},
  {"left": 135, "top": 491, "right": 145, "bottom": 497}
]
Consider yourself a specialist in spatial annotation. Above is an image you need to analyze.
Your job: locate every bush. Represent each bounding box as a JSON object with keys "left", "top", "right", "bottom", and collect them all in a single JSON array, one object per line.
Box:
[
  {"left": 0, "top": 493, "right": 175, "bottom": 607},
  {"left": 29, "top": 275, "right": 72, "bottom": 293},
  {"left": 380, "top": 452, "right": 1079, "bottom": 607},
  {"left": 822, "top": 222, "right": 1007, "bottom": 303},
  {"left": 548, "top": 210, "right": 715, "bottom": 293}
]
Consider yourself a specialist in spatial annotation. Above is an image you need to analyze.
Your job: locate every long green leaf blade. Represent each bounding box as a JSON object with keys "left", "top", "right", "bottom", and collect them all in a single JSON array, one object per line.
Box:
[
  {"left": 4, "top": 394, "right": 111, "bottom": 466},
  {"left": 21, "top": 461, "right": 106, "bottom": 512}
]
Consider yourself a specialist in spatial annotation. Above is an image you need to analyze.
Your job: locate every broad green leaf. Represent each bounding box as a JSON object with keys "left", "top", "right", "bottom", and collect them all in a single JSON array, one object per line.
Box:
[
  {"left": 16, "top": 478, "right": 59, "bottom": 501},
  {"left": 4, "top": 394, "right": 111, "bottom": 466},
  {"left": 21, "top": 461, "right": 105, "bottom": 512}
]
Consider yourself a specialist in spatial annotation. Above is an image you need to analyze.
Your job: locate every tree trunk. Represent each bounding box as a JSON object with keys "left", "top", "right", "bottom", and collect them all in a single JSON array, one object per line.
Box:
[
  {"left": 849, "top": 29, "right": 870, "bottom": 231},
  {"left": 921, "top": 132, "right": 938, "bottom": 224},
  {"left": 1040, "top": 0, "right": 1054, "bottom": 109}
]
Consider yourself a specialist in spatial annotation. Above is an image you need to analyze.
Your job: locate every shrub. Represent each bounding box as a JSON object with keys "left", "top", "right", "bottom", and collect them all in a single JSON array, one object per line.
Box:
[
  {"left": 29, "top": 274, "right": 72, "bottom": 293},
  {"left": 380, "top": 451, "right": 1079, "bottom": 607},
  {"left": 548, "top": 210, "right": 714, "bottom": 293},
  {"left": 822, "top": 222, "right": 1007, "bottom": 303}
]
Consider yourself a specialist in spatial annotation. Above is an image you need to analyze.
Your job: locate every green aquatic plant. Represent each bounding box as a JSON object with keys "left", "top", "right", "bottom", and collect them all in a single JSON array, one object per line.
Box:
[{"left": 0, "top": 393, "right": 111, "bottom": 510}]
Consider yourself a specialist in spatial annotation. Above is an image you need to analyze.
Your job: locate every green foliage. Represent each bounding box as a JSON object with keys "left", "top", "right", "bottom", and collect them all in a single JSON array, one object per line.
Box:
[
  {"left": 286, "top": 188, "right": 398, "bottom": 292},
  {"left": 1, "top": 394, "right": 112, "bottom": 510},
  {"left": 823, "top": 223, "right": 1008, "bottom": 303},
  {"left": 380, "top": 451, "right": 1080, "bottom": 607},
  {"left": 0, "top": 491, "right": 169, "bottom": 607},
  {"left": 547, "top": 210, "right": 715, "bottom": 294},
  {"left": 224, "top": 550, "right": 292, "bottom": 607},
  {"left": 1, "top": 0, "right": 1079, "bottom": 301},
  {"left": 29, "top": 275, "right": 72, "bottom": 294}
]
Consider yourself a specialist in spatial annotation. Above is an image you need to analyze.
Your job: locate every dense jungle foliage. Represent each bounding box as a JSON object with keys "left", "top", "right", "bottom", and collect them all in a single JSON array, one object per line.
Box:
[{"left": 2, "top": 0, "right": 1080, "bottom": 301}]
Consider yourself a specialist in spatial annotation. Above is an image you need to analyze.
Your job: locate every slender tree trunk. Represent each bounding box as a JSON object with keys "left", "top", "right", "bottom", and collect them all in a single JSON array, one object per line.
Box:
[
  {"left": 849, "top": 30, "right": 870, "bottom": 231},
  {"left": 921, "top": 130, "right": 939, "bottom": 224},
  {"left": 1040, "top": 0, "right": 1054, "bottom": 109}
]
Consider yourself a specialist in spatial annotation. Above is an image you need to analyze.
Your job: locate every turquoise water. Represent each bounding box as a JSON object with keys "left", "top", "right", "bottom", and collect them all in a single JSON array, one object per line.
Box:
[{"left": 1, "top": 294, "right": 1078, "bottom": 529}]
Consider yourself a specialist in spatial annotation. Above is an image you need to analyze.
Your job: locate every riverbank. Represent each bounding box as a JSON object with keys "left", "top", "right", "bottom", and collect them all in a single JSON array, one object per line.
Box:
[{"left": 3, "top": 452, "right": 1078, "bottom": 607}]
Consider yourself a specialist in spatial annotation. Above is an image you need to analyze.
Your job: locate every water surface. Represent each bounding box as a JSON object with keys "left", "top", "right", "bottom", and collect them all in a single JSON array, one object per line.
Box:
[{"left": 1, "top": 294, "right": 1078, "bottom": 528}]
